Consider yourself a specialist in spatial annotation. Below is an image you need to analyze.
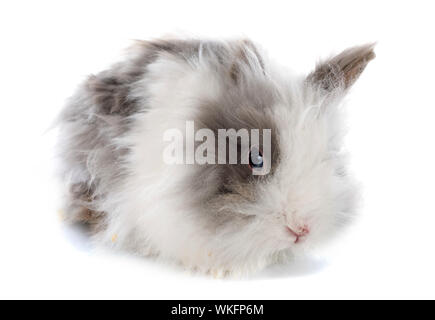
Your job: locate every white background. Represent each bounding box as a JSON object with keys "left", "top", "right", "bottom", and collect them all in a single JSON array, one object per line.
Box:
[{"left": 1, "top": 0, "right": 434, "bottom": 299}]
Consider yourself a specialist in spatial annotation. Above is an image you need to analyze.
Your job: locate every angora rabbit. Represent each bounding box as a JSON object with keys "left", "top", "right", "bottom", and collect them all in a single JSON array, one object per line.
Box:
[{"left": 57, "top": 38, "right": 375, "bottom": 276}]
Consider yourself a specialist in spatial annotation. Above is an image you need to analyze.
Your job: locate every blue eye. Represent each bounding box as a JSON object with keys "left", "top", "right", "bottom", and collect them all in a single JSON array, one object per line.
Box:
[{"left": 249, "top": 148, "right": 263, "bottom": 169}]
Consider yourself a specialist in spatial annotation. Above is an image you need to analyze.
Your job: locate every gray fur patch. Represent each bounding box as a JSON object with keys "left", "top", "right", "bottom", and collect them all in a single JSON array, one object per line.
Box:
[{"left": 183, "top": 45, "right": 281, "bottom": 224}]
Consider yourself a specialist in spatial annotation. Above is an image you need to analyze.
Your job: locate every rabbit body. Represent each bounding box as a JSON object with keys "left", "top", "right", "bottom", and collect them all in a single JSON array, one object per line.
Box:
[{"left": 57, "top": 38, "right": 374, "bottom": 275}]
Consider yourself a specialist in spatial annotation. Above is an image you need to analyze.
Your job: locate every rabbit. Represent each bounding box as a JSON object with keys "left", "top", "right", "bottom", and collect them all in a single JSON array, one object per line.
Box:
[{"left": 56, "top": 37, "right": 375, "bottom": 276}]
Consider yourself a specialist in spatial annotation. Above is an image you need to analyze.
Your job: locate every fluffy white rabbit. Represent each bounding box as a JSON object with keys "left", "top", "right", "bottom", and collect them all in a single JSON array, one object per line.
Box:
[{"left": 56, "top": 38, "right": 375, "bottom": 276}]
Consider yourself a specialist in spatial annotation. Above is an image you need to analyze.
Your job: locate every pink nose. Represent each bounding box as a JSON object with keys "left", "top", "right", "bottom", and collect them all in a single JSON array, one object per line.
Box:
[{"left": 286, "top": 225, "right": 310, "bottom": 243}]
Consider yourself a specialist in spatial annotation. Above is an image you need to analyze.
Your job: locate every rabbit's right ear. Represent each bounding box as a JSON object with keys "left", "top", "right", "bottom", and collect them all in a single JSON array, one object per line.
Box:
[{"left": 306, "top": 44, "right": 375, "bottom": 94}]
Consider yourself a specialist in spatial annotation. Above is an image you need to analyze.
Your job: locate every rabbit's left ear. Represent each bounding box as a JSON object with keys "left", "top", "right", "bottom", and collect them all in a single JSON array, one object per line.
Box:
[{"left": 307, "top": 43, "right": 375, "bottom": 93}]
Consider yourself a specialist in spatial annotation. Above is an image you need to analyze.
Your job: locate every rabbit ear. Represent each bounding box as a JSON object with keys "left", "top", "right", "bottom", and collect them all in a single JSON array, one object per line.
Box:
[{"left": 307, "top": 43, "right": 375, "bottom": 93}]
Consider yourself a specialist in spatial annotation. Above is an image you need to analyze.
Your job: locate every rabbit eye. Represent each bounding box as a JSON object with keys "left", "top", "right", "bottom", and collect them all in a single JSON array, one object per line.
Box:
[{"left": 249, "top": 148, "right": 263, "bottom": 169}]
